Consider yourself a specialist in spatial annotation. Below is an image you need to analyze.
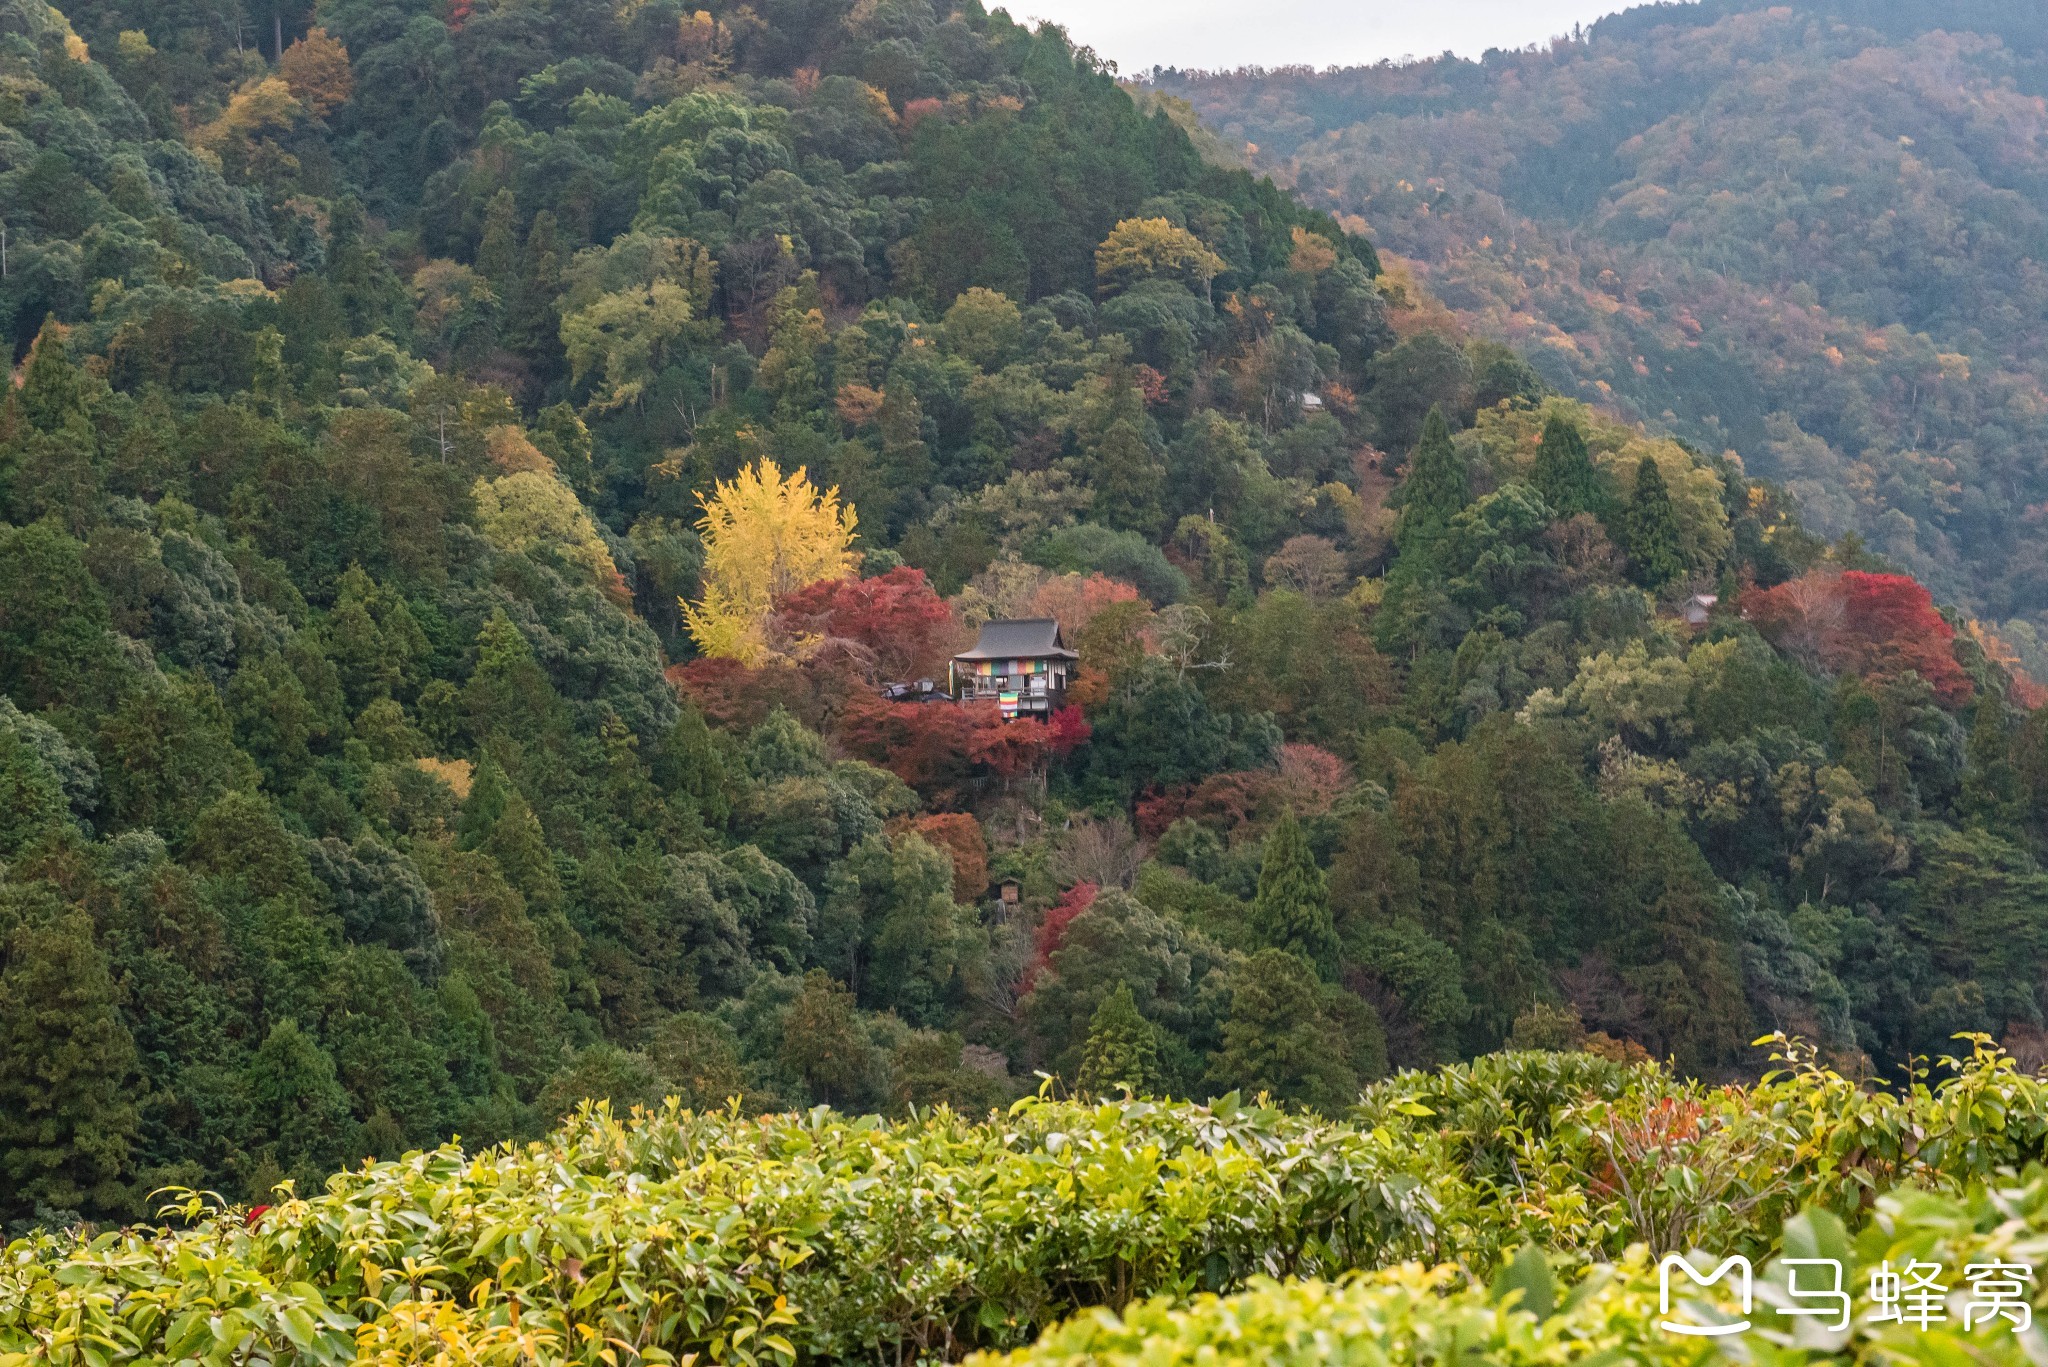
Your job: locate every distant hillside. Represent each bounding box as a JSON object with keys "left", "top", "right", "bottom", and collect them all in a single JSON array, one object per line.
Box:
[{"left": 1162, "top": 0, "right": 2048, "bottom": 631}]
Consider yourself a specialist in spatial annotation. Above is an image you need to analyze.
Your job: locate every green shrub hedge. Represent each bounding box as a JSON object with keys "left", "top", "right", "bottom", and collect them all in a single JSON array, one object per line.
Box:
[
  {"left": 980, "top": 1180, "right": 2048, "bottom": 1367},
  {"left": 7, "top": 1039, "right": 2048, "bottom": 1365}
]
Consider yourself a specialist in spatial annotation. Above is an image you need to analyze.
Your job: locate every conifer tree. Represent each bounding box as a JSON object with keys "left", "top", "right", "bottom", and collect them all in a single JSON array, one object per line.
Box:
[
  {"left": 480, "top": 786, "right": 566, "bottom": 916},
  {"left": 4, "top": 320, "right": 100, "bottom": 528},
  {"left": 1090, "top": 419, "right": 1168, "bottom": 538},
  {"left": 476, "top": 189, "right": 520, "bottom": 287},
  {"left": 648, "top": 1012, "right": 748, "bottom": 1107},
  {"left": 1081, "top": 364, "right": 1168, "bottom": 538},
  {"left": 464, "top": 609, "right": 565, "bottom": 747},
  {"left": 1074, "top": 981, "right": 1164, "bottom": 1096},
  {"left": 508, "top": 209, "right": 565, "bottom": 356},
  {"left": 0, "top": 522, "right": 121, "bottom": 712},
  {"left": 0, "top": 726, "right": 68, "bottom": 858},
  {"left": 1962, "top": 692, "right": 2024, "bottom": 836},
  {"left": 18, "top": 318, "right": 92, "bottom": 435},
  {"left": 325, "top": 565, "right": 426, "bottom": 708},
  {"left": 875, "top": 381, "right": 932, "bottom": 526},
  {"left": 326, "top": 197, "right": 410, "bottom": 336},
  {"left": 458, "top": 752, "right": 512, "bottom": 849},
  {"left": 1206, "top": 948, "right": 1358, "bottom": 1109},
  {"left": 759, "top": 294, "right": 830, "bottom": 425},
  {"left": 536, "top": 1042, "right": 664, "bottom": 1121},
  {"left": 1624, "top": 455, "right": 1686, "bottom": 589},
  {"left": 246, "top": 1018, "right": 353, "bottom": 1190},
  {"left": 1393, "top": 406, "right": 1468, "bottom": 551},
  {"left": 0, "top": 899, "right": 141, "bottom": 1223},
  {"left": 1248, "top": 811, "right": 1339, "bottom": 977},
  {"left": 656, "top": 704, "right": 733, "bottom": 828},
  {"left": 779, "top": 969, "right": 878, "bottom": 1109},
  {"left": 1530, "top": 414, "right": 1606, "bottom": 520}
]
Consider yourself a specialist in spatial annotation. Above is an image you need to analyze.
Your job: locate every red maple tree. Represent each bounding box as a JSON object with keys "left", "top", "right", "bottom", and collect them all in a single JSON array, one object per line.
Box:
[
  {"left": 770, "top": 566, "right": 960, "bottom": 684},
  {"left": 1749, "top": 570, "right": 1972, "bottom": 706},
  {"left": 1045, "top": 705, "right": 1092, "bottom": 755},
  {"left": 1026, "top": 881, "right": 1098, "bottom": 988},
  {"left": 836, "top": 694, "right": 989, "bottom": 796}
]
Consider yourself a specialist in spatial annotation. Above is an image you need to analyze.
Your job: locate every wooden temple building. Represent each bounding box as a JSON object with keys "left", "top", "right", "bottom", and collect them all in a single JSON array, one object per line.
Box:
[{"left": 949, "top": 618, "right": 1077, "bottom": 719}]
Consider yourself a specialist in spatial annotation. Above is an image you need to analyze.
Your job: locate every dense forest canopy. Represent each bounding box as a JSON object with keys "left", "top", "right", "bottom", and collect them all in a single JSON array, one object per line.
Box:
[
  {"left": 3, "top": 0, "right": 2047, "bottom": 1263},
  {"left": 1160, "top": 0, "right": 2048, "bottom": 630}
]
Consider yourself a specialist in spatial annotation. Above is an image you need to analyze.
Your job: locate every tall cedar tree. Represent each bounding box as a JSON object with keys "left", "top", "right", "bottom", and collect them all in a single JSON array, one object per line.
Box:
[
  {"left": 1074, "top": 980, "right": 1166, "bottom": 1096},
  {"left": 779, "top": 970, "right": 878, "bottom": 1110},
  {"left": 1393, "top": 407, "right": 1468, "bottom": 551},
  {"left": 1206, "top": 947, "right": 1358, "bottom": 1109},
  {"left": 1624, "top": 456, "right": 1685, "bottom": 589},
  {"left": 1248, "top": 811, "right": 1339, "bottom": 977},
  {"left": 0, "top": 902, "right": 141, "bottom": 1223},
  {"left": 1531, "top": 414, "right": 1606, "bottom": 520},
  {"left": 246, "top": 1017, "right": 355, "bottom": 1187},
  {"left": 19, "top": 318, "right": 92, "bottom": 434},
  {"left": 1963, "top": 692, "right": 2024, "bottom": 835}
]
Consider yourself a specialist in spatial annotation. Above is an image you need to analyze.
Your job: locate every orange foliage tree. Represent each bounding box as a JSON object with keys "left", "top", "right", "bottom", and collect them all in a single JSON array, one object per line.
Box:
[
  {"left": 667, "top": 657, "right": 823, "bottom": 732},
  {"left": 836, "top": 697, "right": 1089, "bottom": 803},
  {"left": 1137, "top": 743, "right": 1352, "bottom": 841},
  {"left": 1025, "top": 573, "right": 1140, "bottom": 639},
  {"left": 1968, "top": 620, "right": 2048, "bottom": 709},
  {"left": 279, "top": 27, "right": 353, "bottom": 119},
  {"left": 911, "top": 813, "right": 989, "bottom": 903}
]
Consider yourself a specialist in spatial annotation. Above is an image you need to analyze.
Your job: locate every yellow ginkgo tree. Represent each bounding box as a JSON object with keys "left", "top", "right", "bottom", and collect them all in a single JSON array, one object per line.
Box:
[{"left": 684, "top": 458, "right": 858, "bottom": 662}]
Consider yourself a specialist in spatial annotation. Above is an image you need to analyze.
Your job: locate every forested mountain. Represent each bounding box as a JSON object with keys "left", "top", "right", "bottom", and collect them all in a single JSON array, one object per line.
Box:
[
  {"left": 3, "top": 0, "right": 2047, "bottom": 1244},
  {"left": 1160, "top": 0, "right": 2048, "bottom": 630}
]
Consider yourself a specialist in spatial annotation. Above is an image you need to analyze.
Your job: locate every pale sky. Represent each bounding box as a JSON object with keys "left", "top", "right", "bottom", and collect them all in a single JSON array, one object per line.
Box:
[{"left": 1002, "top": 0, "right": 1662, "bottom": 73}]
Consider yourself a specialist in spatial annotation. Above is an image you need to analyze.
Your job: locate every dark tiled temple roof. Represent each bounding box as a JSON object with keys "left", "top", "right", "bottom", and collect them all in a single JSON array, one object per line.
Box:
[{"left": 953, "top": 618, "right": 1078, "bottom": 661}]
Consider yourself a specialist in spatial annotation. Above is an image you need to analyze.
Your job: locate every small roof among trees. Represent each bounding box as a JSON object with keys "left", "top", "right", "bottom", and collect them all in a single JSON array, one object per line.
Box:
[{"left": 954, "top": 618, "right": 1079, "bottom": 661}]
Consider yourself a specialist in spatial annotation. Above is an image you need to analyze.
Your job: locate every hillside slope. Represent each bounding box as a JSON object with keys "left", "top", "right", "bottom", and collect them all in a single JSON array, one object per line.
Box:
[
  {"left": 1162, "top": 0, "right": 2048, "bottom": 629},
  {"left": 6, "top": 0, "right": 2048, "bottom": 1248}
]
